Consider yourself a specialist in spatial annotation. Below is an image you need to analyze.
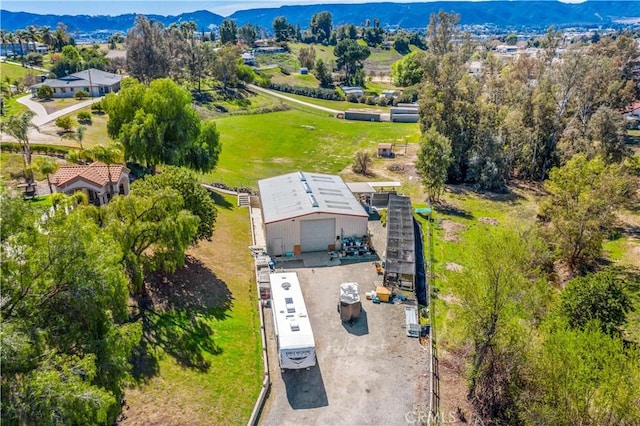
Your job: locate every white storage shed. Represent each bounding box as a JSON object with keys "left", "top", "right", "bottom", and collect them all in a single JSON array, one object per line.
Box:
[{"left": 258, "top": 171, "right": 369, "bottom": 255}]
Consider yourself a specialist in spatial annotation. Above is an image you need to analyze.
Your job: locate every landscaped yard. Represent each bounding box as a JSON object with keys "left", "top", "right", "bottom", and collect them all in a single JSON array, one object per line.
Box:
[
  {"left": 206, "top": 108, "right": 420, "bottom": 188},
  {"left": 121, "top": 193, "right": 262, "bottom": 425}
]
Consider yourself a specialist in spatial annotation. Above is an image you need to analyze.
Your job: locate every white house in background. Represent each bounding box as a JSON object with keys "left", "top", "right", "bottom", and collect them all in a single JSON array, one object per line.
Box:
[
  {"left": 258, "top": 171, "right": 368, "bottom": 256},
  {"left": 50, "top": 162, "right": 130, "bottom": 205},
  {"left": 30, "top": 68, "right": 122, "bottom": 98}
]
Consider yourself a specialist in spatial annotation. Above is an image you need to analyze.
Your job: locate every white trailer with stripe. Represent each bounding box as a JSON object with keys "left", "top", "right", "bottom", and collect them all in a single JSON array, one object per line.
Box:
[{"left": 270, "top": 272, "right": 316, "bottom": 370}]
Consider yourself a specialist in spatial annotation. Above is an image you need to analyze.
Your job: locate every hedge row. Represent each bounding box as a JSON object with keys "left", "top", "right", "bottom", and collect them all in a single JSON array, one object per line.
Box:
[
  {"left": 1, "top": 142, "right": 76, "bottom": 156},
  {"left": 269, "top": 83, "right": 344, "bottom": 101}
]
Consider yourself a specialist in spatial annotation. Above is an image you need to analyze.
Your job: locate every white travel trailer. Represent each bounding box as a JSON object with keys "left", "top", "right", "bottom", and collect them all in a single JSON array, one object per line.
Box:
[{"left": 270, "top": 272, "right": 316, "bottom": 370}]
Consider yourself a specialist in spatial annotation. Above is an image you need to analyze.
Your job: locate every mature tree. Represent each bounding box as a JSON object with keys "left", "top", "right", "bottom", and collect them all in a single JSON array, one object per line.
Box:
[
  {"left": 352, "top": 151, "right": 372, "bottom": 175},
  {"left": 238, "top": 23, "right": 258, "bottom": 46},
  {"left": 34, "top": 156, "right": 59, "bottom": 194},
  {"left": 426, "top": 11, "right": 460, "bottom": 56},
  {"left": 61, "top": 44, "right": 81, "bottom": 62},
  {"left": 126, "top": 16, "right": 170, "bottom": 84},
  {"left": 560, "top": 270, "right": 633, "bottom": 336},
  {"left": 453, "top": 229, "right": 550, "bottom": 423},
  {"left": 103, "top": 188, "right": 199, "bottom": 293},
  {"left": 272, "top": 16, "right": 295, "bottom": 42},
  {"left": 1, "top": 190, "right": 141, "bottom": 424},
  {"left": 1, "top": 111, "right": 39, "bottom": 184},
  {"left": 36, "top": 84, "right": 53, "bottom": 100},
  {"left": 393, "top": 36, "right": 410, "bottom": 55},
  {"left": 52, "top": 22, "right": 70, "bottom": 52},
  {"left": 416, "top": 127, "right": 452, "bottom": 202},
  {"left": 334, "top": 39, "right": 370, "bottom": 86},
  {"left": 102, "top": 78, "right": 221, "bottom": 173},
  {"left": 540, "top": 154, "right": 636, "bottom": 273},
  {"left": 314, "top": 58, "right": 333, "bottom": 88},
  {"left": 132, "top": 166, "right": 217, "bottom": 242},
  {"left": 523, "top": 325, "right": 640, "bottom": 425},
  {"left": 391, "top": 50, "right": 426, "bottom": 86},
  {"left": 310, "top": 11, "right": 333, "bottom": 44},
  {"left": 298, "top": 46, "right": 316, "bottom": 70},
  {"left": 219, "top": 19, "right": 238, "bottom": 45},
  {"left": 211, "top": 45, "right": 241, "bottom": 89}
]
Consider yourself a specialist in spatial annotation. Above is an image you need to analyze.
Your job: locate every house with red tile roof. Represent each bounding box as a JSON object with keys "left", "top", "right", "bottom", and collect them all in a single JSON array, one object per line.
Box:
[{"left": 50, "top": 162, "right": 130, "bottom": 205}]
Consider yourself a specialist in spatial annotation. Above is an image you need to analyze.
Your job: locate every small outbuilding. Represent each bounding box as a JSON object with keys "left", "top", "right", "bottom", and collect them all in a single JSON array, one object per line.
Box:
[
  {"left": 258, "top": 171, "right": 369, "bottom": 255},
  {"left": 377, "top": 143, "right": 394, "bottom": 158}
]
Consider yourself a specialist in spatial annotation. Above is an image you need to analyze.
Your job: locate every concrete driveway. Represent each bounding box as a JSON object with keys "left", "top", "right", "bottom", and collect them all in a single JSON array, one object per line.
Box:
[
  {"left": 260, "top": 246, "right": 429, "bottom": 425},
  {"left": 17, "top": 94, "right": 103, "bottom": 126}
]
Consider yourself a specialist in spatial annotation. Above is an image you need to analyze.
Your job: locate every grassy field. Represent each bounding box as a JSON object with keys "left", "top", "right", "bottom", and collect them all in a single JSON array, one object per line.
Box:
[
  {"left": 1, "top": 62, "right": 33, "bottom": 81},
  {"left": 122, "top": 193, "right": 262, "bottom": 425},
  {"left": 206, "top": 109, "right": 420, "bottom": 188},
  {"left": 2, "top": 94, "right": 30, "bottom": 116}
]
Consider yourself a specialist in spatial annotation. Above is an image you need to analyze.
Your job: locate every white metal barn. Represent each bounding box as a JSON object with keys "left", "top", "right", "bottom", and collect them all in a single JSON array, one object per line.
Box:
[{"left": 258, "top": 171, "right": 369, "bottom": 255}]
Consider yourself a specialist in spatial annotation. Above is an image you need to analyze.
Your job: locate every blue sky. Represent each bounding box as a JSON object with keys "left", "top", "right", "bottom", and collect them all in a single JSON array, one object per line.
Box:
[{"left": 1, "top": 0, "right": 590, "bottom": 17}]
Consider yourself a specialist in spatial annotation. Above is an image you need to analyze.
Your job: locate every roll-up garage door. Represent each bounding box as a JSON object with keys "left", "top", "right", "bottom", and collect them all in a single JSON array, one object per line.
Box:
[{"left": 300, "top": 218, "right": 335, "bottom": 252}]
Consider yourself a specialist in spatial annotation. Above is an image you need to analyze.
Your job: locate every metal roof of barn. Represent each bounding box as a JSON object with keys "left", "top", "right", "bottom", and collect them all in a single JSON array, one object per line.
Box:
[{"left": 258, "top": 171, "right": 368, "bottom": 224}]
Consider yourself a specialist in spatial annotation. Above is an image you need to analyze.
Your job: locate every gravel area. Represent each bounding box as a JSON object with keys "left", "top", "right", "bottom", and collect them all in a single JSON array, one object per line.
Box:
[{"left": 260, "top": 223, "right": 429, "bottom": 425}]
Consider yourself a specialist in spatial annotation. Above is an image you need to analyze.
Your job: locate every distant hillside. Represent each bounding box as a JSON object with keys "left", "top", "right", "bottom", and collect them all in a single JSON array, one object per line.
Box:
[
  {"left": 0, "top": 10, "right": 225, "bottom": 33},
  {"left": 228, "top": 1, "right": 640, "bottom": 30},
  {"left": 1, "top": 2, "right": 638, "bottom": 33}
]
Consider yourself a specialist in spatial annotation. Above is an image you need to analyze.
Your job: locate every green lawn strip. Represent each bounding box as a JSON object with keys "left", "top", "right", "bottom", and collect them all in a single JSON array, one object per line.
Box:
[
  {"left": 2, "top": 94, "right": 30, "bottom": 117},
  {"left": 1, "top": 62, "right": 33, "bottom": 81},
  {"left": 207, "top": 109, "right": 419, "bottom": 188},
  {"left": 124, "top": 194, "right": 262, "bottom": 424}
]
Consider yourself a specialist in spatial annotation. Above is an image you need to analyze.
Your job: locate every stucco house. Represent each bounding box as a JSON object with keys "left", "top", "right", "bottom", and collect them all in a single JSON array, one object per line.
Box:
[
  {"left": 50, "top": 162, "right": 130, "bottom": 205},
  {"left": 30, "top": 68, "right": 122, "bottom": 98}
]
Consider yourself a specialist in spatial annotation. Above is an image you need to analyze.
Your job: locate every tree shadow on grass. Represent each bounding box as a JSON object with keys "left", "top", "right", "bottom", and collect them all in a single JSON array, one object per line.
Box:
[
  {"left": 130, "top": 256, "right": 233, "bottom": 381},
  {"left": 209, "top": 190, "right": 234, "bottom": 210},
  {"left": 434, "top": 202, "right": 474, "bottom": 220}
]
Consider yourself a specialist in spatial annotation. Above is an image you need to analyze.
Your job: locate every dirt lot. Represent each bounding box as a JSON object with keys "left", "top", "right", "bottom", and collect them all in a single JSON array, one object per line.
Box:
[{"left": 260, "top": 231, "right": 430, "bottom": 425}]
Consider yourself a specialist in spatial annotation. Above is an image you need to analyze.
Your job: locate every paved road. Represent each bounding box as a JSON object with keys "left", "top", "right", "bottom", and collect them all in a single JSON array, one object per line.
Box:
[
  {"left": 247, "top": 84, "right": 342, "bottom": 115},
  {"left": 17, "top": 94, "right": 104, "bottom": 126}
]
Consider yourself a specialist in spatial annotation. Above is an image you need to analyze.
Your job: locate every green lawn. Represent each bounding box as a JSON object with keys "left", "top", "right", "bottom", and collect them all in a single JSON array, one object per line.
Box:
[
  {"left": 1, "top": 62, "right": 32, "bottom": 81},
  {"left": 2, "top": 94, "right": 30, "bottom": 116},
  {"left": 206, "top": 108, "right": 420, "bottom": 188},
  {"left": 278, "top": 91, "right": 390, "bottom": 111},
  {"left": 123, "top": 193, "right": 262, "bottom": 424}
]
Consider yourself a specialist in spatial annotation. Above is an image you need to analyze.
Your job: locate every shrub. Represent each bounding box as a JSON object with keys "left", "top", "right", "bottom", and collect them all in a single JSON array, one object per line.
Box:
[
  {"left": 36, "top": 85, "right": 54, "bottom": 100},
  {"left": 77, "top": 111, "right": 92, "bottom": 123},
  {"left": 268, "top": 83, "right": 344, "bottom": 101},
  {"left": 346, "top": 93, "right": 359, "bottom": 103},
  {"left": 365, "top": 96, "right": 376, "bottom": 105},
  {"left": 74, "top": 90, "right": 89, "bottom": 100},
  {"left": 55, "top": 116, "right": 75, "bottom": 132},
  {"left": 91, "top": 101, "right": 103, "bottom": 113},
  {"left": 377, "top": 97, "right": 390, "bottom": 107}
]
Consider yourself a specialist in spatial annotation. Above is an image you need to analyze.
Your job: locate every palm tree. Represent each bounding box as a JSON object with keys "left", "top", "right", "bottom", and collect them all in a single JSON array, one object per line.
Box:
[
  {"left": 0, "top": 30, "right": 8, "bottom": 56},
  {"left": 26, "top": 25, "right": 40, "bottom": 52},
  {"left": 35, "top": 156, "right": 59, "bottom": 194},
  {"left": 62, "top": 125, "right": 86, "bottom": 150},
  {"left": 14, "top": 29, "right": 26, "bottom": 57},
  {"left": 6, "top": 32, "right": 16, "bottom": 58},
  {"left": 91, "top": 143, "right": 124, "bottom": 197},
  {"left": 1, "top": 111, "right": 40, "bottom": 184},
  {"left": 53, "top": 23, "right": 68, "bottom": 52},
  {"left": 40, "top": 26, "right": 53, "bottom": 53}
]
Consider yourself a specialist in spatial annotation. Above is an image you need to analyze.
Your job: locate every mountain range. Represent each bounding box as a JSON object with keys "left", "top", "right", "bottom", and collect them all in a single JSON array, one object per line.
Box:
[{"left": 1, "top": 1, "right": 639, "bottom": 34}]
